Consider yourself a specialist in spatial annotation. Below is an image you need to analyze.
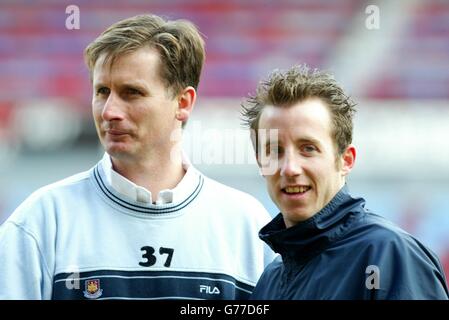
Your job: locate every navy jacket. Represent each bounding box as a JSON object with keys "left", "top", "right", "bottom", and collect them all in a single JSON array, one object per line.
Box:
[{"left": 251, "top": 186, "right": 449, "bottom": 300}]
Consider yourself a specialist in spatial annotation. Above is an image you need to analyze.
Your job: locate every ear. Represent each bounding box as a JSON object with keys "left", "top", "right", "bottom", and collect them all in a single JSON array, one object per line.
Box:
[
  {"left": 340, "top": 144, "right": 356, "bottom": 176},
  {"left": 176, "top": 86, "right": 196, "bottom": 122}
]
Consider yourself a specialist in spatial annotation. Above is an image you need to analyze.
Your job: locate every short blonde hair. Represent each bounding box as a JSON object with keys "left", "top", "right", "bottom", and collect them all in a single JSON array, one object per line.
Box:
[
  {"left": 242, "top": 64, "right": 356, "bottom": 156},
  {"left": 84, "top": 14, "right": 205, "bottom": 97}
]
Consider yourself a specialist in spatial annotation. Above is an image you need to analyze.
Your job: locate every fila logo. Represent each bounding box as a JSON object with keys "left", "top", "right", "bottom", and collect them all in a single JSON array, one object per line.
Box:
[{"left": 199, "top": 285, "right": 220, "bottom": 295}]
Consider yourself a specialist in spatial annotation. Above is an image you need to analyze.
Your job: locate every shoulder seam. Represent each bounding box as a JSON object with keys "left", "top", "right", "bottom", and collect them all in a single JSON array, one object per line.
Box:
[{"left": 7, "top": 221, "right": 53, "bottom": 282}]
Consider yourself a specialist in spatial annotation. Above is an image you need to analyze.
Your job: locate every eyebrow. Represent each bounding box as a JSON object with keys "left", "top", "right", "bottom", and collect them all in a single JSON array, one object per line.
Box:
[
  {"left": 263, "top": 136, "right": 321, "bottom": 149},
  {"left": 121, "top": 83, "right": 148, "bottom": 92},
  {"left": 296, "top": 137, "right": 321, "bottom": 146},
  {"left": 93, "top": 82, "right": 148, "bottom": 92}
]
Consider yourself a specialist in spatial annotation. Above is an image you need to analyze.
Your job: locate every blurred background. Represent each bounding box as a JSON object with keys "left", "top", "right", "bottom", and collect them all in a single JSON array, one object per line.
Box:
[{"left": 1, "top": 0, "right": 448, "bottom": 282}]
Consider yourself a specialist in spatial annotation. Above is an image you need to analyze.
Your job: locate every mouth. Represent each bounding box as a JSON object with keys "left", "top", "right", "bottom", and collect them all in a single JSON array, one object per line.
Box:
[
  {"left": 106, "top": 129, "right": 129, "bottom": 136},
  {"left": 282, "top": 185, "right": 311, "bottom": 195}
]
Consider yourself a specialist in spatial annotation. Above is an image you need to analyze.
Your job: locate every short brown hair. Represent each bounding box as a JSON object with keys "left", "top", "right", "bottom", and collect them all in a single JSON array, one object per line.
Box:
[
  {"left": 241, "top": 64, "right": 356, "bottom": 155},
  {"left": 84, "top": 14, "right": 205, "bottom": 97}
]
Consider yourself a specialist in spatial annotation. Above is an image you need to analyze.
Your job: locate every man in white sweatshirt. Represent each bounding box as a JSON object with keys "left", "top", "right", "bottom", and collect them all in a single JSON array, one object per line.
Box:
[{"left": 0, "top": 14, "right": 274, "bottom": 300}]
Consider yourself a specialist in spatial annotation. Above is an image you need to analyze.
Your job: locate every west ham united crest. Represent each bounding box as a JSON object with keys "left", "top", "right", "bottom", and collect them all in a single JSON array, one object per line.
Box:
[{"left": 83, "top": 279, "right": 103, "bottom": 299}]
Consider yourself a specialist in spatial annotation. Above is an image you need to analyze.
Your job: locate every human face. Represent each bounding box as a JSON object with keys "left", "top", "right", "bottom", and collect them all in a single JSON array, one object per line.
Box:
[
  {"left": 92, "top": 47, "right": 181, "bottom": 163},
  {"left": 258, "top": 98, "right": 355, "bottom": 228}
]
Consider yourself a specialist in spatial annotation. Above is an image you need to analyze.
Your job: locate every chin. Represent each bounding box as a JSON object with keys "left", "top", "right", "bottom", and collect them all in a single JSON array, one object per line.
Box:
[
  {"left": 105, "top": 144, "right": 133, "bottom": 159},
  {"left": 284, "top": 209, "right": 314, "bottom": 225}
]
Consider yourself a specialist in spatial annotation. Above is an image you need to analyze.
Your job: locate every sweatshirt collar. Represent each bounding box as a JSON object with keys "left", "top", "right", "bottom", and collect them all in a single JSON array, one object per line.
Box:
[
  {"left": 259, "top": 185, "right": 365, "bottom": 264},
  {"left": 100, "top": 152, "right": 197, "bottom": 205}
]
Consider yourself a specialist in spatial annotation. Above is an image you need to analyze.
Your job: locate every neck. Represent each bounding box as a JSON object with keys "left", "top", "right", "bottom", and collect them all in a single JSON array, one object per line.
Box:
[{"left": 111, "top": 150, "right": 185, "bottom": 199}]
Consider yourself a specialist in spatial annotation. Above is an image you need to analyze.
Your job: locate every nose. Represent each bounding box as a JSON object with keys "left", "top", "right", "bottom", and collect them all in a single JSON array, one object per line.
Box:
[
  {"left": 101, "top": 93, "right": 125, "bottom": 122},
  {"left": 280, "top": 151, "right": 303, "bottom": 177}
]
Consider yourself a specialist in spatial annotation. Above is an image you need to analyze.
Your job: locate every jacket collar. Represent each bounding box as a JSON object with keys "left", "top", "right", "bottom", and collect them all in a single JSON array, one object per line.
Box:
[{"left": 259, "top": 185, "right": 365, "bottom": 264}]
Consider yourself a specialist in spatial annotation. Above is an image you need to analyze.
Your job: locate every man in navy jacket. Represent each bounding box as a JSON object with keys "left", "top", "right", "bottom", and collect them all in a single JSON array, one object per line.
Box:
[{"left": 241, "top": 65, "right": 449, "bottom": 299}]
